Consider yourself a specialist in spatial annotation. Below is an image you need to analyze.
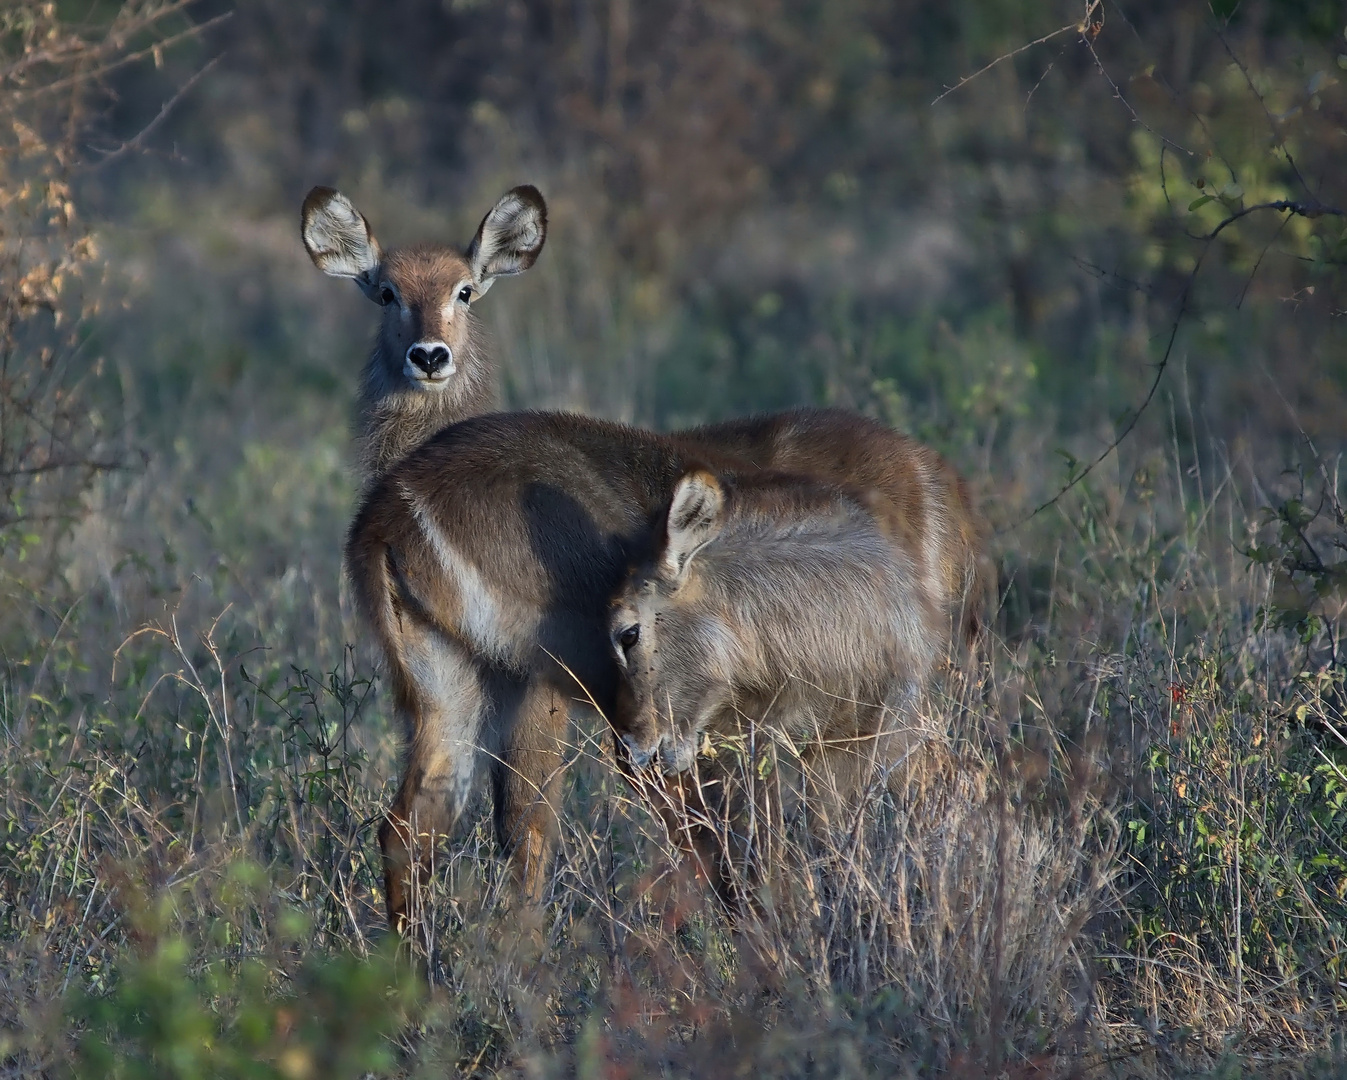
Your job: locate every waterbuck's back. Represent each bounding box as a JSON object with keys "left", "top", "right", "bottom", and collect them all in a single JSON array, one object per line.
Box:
[
  {"left": 347, "top": 412, "right": 702, "bottom": 711},
  {"left": 678, "top": 409, "right": 990, "bottom": 643},
  {"left": 346, "top": 406, "right": 990, "bottom": 750},
  {"left": 701, "top": 483, "right": 935, "bottom": 688}
]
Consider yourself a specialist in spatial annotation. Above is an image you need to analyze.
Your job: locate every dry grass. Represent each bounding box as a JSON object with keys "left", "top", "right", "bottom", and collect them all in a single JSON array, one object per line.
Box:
[
  {"left": 3, "top": 412, "right": 1346, "bottom": 1077},
  {"left": 1, "top": 3, "right": 1346, "bottom": 1074}
]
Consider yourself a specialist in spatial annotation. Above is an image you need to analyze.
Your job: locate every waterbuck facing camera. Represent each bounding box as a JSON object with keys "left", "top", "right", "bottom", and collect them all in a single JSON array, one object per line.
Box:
[{"left": 301, "top": 184, "right": 547, "bottom": 479}]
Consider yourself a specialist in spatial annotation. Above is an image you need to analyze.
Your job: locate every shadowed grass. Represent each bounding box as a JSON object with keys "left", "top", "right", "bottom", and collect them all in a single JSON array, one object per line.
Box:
[{"left": 4, "top": 418, "right": 1347, "bottom": 1076}]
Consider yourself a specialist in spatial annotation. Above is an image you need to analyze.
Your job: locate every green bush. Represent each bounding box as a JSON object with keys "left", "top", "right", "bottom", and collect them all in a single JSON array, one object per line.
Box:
[{"left": 69, "top": 895, "right": 420, "bottom": 1080}]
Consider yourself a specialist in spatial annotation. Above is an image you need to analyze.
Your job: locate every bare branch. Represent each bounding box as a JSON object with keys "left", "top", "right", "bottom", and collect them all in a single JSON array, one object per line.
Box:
[
  {"left": 8, "top": 15, "right": 230, "bottom": 103},
  {"left": 1107, "top": 0, "right": 1242, "bottom": 186},
  {"left": 1023, "top": 39, "right": 1072, "bottom": 117},
  {"left": 1236, "top": 213, "right": 1291, "bottom": 310},
  {"left": 1079, "top": 32, "right": 1197, "bottom": 158},
  {"left": 932, "top": 2, "right": 1100, "bottom": 106},
  {"left": 0, "top": 0, "right": 200, "bottom": 83},
  {"left": 1006, "top": 198, "right": 1346, "bottom": 531},
  {"left": 1213, "top": 24, "right": 1315, "bottom": 200},
  {"left": 85, "top": 55, "right": 220, "bottom": 173}
]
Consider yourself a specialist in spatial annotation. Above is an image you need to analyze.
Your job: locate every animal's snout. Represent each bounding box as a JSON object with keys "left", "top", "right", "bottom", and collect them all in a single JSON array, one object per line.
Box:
[
  {"left": 406, "top": 342, "right": 454, "bottom": 379},
  {"left": 622, "top": 733, "right": 660, "bottom": 771},
  {"left": 658, "top": 734, "right": 699, "bottom": 775}
]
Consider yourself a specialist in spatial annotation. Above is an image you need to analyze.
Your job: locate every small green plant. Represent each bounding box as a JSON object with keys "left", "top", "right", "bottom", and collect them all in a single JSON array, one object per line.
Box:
[{"left": 68, "top": 878, "right": 421, "bottom": 1080}]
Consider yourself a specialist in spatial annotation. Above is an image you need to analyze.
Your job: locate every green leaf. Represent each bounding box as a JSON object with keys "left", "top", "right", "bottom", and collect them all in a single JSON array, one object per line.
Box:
[{"left": 1188, "top": 194, "right": 1215, "bottom": 211}]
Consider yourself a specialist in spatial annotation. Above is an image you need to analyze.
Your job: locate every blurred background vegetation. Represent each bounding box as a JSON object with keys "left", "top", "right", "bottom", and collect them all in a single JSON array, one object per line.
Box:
[{"left": 3, "top": 0, "right": 1347, "bottom": 1075}]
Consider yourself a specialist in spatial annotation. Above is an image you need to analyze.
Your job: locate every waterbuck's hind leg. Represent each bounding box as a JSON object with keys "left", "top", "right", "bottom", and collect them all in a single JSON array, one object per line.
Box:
[
  {"left": 380, "top": 620, "right": 490, "bottom": 933},
  {"left": 488, "top": 675, "right": 570, "bottom": 905}
]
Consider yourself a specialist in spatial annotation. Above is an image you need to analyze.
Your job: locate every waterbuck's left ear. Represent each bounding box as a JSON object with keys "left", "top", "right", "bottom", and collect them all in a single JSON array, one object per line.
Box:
[
  {"left": 465, "top": 185, "right": 547, "bottom": 295},
  {"left": 660, "top": 470, "right": 725, "bottom": 580}
]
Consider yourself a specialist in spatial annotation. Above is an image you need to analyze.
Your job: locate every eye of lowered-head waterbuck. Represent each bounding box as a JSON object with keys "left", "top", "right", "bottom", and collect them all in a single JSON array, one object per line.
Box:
[{"left": 301, "top": 184, "right": 547, "bottom": 479}]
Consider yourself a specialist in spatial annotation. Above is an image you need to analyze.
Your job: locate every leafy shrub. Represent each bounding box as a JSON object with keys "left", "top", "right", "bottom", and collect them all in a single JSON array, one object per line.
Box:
[{"left": 69, "top": 884, "right": 420, "bottom": 1080}]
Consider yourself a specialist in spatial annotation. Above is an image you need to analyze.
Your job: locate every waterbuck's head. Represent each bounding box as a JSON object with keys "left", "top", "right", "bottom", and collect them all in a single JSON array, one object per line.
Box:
[
  {"left": 610, "top": 469, "right": 734, "bottom": 775},
  {"left": 301, "top": 184, "right": 547, "bottom": 476}
]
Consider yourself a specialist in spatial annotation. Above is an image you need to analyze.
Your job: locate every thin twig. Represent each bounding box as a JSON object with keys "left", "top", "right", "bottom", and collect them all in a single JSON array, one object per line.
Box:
[
  {"left": 9, "top": 15, "right": 230, "bottom": 102},
  {"left": 0, "top": 0, "right": 201, "bottom": 84},
  {"left": 1212, "top": 24, "right": 1314, "bottom": 200},
  {"left": 932, "top": 3, "right": 1098, "bottom": 106},
  {"left": 1007, "top": 198, "right": 1346, "bottom": 532},
  {"left": 1079, "top": 31, "right": 1197, "bottom": 158},
  {"left": 86, "top": 55, "right": 220, "bottom": 173},
  {"left": 1236, "top": 213, "right": 1290, "bottom": 310}
]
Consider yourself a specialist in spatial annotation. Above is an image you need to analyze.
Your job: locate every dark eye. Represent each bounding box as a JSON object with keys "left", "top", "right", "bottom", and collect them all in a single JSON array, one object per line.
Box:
[
  {"left": 379, "top": 285, "right": 396, "bottom": 306},
  {"left": 618, "top": 625, "right": 640, "bottom": 650},
  {"left": 458, "top": 285, "right": 472, "bottom": 303}
]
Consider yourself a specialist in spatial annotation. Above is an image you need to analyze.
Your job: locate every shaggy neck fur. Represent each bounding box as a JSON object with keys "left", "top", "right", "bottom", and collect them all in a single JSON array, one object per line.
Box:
[
  {"left": 355, "top": 319, "right": 496, "bottom": 482},
  {"left": 695, "top": 496, "right": 936, "bottom": 704}
]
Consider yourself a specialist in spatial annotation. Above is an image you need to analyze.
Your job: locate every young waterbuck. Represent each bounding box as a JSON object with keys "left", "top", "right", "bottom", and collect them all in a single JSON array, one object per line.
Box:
[
  {"left": 305, "top": 189, "right": 990, "bottom": 930},
  {"left": 608, "top": 456, "right": 988, "bottom": 904}
]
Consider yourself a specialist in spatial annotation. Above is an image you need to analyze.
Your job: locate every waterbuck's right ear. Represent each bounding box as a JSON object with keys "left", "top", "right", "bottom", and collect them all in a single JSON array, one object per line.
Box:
[
  {"left": 465, "top": 185, "right": 547, "bottom": 295},
  {"left": 660, "top": 470, "right": 725, "bottom": 580},
  {"left": 301, "top": 186, "right": 383, "bottom": 300}
]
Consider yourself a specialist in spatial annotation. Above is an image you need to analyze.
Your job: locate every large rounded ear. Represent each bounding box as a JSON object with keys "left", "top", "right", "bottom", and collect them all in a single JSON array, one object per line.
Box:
[
  {"left": 465, "top": 185, "right": 547, "bottom": 295},
  {"left": 660, "top": 470, "right": 725, "bottom": 580},
  {"left": 301, "top": 186, "right": 383, "bottom": 301}
]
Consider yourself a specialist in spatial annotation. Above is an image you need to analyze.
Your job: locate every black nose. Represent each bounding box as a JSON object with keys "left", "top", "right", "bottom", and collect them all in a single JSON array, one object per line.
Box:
[{"left": 408, "top": 343, "right": 451, "bottom": 377}]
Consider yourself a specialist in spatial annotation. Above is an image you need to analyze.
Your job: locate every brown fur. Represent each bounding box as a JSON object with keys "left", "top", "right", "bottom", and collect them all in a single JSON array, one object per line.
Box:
[
  {"left": 607, "top": 461, "right": 985, "bottom": 905},
  {"left": 346, "top": 408, "right": 991, "bottom": 927},
  {"left": 301, "top": 185, "right": 547, "bottom": 481},
  {"left": 306, "top": 182, "right": 992, "bottom": 930}
]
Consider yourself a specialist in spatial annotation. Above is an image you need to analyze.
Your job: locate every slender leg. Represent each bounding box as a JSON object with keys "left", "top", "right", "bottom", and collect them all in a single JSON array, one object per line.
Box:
[
  {"left": 380, "top": 620, "right": 488, "bottom": 932},
  {"left": 490, "top": 676, "right": 570, "bottom": 904}
]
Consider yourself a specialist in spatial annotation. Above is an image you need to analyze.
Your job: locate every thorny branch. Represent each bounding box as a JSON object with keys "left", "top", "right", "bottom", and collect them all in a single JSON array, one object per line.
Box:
[
  {"left": 87, "top": 55, "right": 220, "bottom": 172},
  {"left": 1010, "top": 199, "right": 1345, "bottom": 531},
  {"left": 937, "top": 3, "right": 1347, "bottom": 533},
  {"left": 7, "top": 15, "right": 229, "bottom": 103},
  {"left": 1212, "top": 23, "right": 1315, "bottom": 201},
  {"left": 0, "top": 0, "right": 199, "bottom": 84},
  {"left": 932, "top": 1, "right": 1102, "bottom": 106}
]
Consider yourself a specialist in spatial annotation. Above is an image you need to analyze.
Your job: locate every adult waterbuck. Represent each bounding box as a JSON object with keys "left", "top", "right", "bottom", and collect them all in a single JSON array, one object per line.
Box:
[{"left": 301, "top": 183, "right": 546, "bottom": 480}]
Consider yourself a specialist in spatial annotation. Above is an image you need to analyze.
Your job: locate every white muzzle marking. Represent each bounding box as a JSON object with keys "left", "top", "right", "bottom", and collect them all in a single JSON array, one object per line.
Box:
[{"left": 404, "top": 340, "right": 455, "bottom": 386}]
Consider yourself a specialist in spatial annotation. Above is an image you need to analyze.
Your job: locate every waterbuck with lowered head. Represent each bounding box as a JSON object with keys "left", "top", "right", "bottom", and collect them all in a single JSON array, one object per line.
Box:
[{"left": 608, "top": 456, "right": 987, "bottom": 903}]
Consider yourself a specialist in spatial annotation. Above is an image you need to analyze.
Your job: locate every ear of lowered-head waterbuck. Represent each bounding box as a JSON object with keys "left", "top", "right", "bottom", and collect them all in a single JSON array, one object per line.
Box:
[
  {"left": 660, "top": 470, "right": 725, "bottom": 580},
  {"left": 465, "top": 185, "right": 547, "bottom": 295},
  {"left": 301, "top": 186, "right": 383, "bottom": 300}
]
